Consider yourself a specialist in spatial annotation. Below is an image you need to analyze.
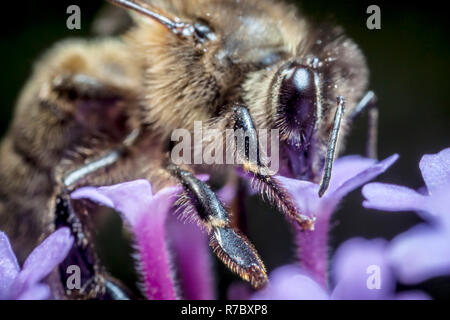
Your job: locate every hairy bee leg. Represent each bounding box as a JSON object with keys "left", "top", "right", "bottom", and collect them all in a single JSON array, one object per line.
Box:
[
  {"left": 54, "top": 194, "right": 105, "bottom": 299},
  {"left": 230, "top": 105, "right": 315, "bottom": 230},
  {"left": 349, "top": 91, "right": 379, "bottom": 159},
  {"left": 318, "top": 97, "right": 346, "bottom": 198},
  {"left": 167, "top": 163, "right": 268, "bottom": 289},
  {"left": 63, "top": 150, "right": 122, "bottom": 188},
  {"left": 62, "top": 129, "right": 139, "bottom": 189},
  {"left": 55, "top": 193, "right": 134, "bottom": 300},
  {"left": 56, "top": 128, "right": 138, "bottom": 298}
]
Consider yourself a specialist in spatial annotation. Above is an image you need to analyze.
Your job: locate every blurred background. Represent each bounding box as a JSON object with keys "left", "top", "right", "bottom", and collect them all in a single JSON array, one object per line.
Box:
[{"left": 0, "top": 0, "right": 448, "bottom": 299}]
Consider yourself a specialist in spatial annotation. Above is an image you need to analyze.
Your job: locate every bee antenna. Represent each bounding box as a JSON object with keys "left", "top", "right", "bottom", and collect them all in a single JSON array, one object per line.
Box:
[
  {"left": 318, "top": 96, "right": 346, "bottom": 197},
  {"left": 107, "top": 0, "right": 187, "bottom": 35}
]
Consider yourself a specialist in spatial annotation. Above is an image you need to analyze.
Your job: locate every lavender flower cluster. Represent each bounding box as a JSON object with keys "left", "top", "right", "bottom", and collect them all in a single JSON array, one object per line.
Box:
[{"left": 1, "top": 148, "right": 448, "bottom": 300}]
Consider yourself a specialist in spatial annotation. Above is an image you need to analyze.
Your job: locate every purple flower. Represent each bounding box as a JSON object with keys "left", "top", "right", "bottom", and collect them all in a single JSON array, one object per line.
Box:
[
  {"left": 0, "top": 228, "right": 74, "bottom": 300},
  {"left": 248, "top": 238, "right": 429, "bottom": 300},
  {"left": 277, "top": 154, "right": 399, "bottom": 286},
  {"left": 227, "top": 154, "right": 415, "bottom": 300},
  {"left": 363, "top": 148, "right": 450, "bottom": 284},
  {"left": 71, "top": 178, "right": 215, "bottom": 300}
]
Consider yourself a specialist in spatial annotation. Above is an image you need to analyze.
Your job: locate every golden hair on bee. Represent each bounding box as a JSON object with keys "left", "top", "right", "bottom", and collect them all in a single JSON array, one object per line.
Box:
[{"left": 118, "top": 0, "right": 310, "bottom": 138}]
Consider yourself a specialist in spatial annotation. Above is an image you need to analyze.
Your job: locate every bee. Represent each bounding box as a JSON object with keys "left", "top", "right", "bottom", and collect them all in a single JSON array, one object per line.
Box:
[
  {"left": 0, "top": 38, "right": 142, "bottom": 298},
  {"left": 0, "top": 0, "right": 378, "bottom": 299}
]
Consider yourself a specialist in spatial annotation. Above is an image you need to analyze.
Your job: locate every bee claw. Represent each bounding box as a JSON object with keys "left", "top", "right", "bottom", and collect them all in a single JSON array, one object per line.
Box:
[
  {"left": 209, "top": 226, "right": 268, "bottom": 289},
  {"left": 247, "top": 265, "right": 269, "bottom": 289}
]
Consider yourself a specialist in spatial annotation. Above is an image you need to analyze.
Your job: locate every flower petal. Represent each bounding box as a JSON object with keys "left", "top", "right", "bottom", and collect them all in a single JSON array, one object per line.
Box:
[
  {"left": 276, "top": 177, "right": 319, "bottom": 217},
  {"left": 388, "top": 224, "right": 450, "bottom": 285},
  {"left": 277, "top": 156, "right": 399, "bottom": 218},
  {"left": 16, "top": 284, "right": 51, "bottom": 300},
  {"left": 331, "top": 238, "right": 395, "bottom": 300},
  {"left": 362, "top": 183, "right": 429, "bottom": 214},
  {"left": 72, "top": 180, "right": 180, "bottom": 300},
  {"left": 0, "top": 232, "right": 20, "bottom": 299},
  {"left": 419, "top": 148, "right": 450, "bottom": 194},
  {"left": 250, "top": 265, "right": 329, "bottom": 300},
  {"left": 70, "top": 187, "right": 115, "bottom": 208},
  {"left": 10, "top": 228, "right": 73, "bottom": 299},
  {"left": 327, "top": 156, "right": 378, "bottom": 194},
  {"left": 72, "top": 180, "right": 158, "bottom": 227},
  {"left": 331, "top": 154, "right": 399, "bottom": 200}
]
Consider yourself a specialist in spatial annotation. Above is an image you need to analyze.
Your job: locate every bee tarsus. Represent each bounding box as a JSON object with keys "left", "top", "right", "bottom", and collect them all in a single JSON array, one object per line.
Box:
[
  {"left": 231, "top": 104, "right": 314, "bottom": 229},
  {"left": 167, "top": 163, "right": 268, "bottom": 289}
]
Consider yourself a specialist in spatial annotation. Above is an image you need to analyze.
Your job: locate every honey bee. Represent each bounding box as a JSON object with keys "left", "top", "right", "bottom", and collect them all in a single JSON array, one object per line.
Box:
[{"left": 0, "top": 0, "right": 378, "bottom": 299}]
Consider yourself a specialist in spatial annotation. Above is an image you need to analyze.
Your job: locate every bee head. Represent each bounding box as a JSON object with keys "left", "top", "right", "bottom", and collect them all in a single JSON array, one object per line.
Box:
[
  {"left": 109, "top": 0, "right": 296, "bottom": 136},
  {"left": 243, "top": 24, "right": 369, "bottom": 180}
]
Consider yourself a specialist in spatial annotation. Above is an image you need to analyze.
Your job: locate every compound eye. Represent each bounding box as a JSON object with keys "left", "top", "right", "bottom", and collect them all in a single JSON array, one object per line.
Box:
[{"left": 193, "top": 21, "right": 217, "bottom": 42}]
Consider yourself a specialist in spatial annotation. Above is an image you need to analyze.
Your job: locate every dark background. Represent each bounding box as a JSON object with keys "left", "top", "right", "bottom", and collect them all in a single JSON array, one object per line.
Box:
[{"left": 0, "top": 0, "right": 448, "bottom": 299}]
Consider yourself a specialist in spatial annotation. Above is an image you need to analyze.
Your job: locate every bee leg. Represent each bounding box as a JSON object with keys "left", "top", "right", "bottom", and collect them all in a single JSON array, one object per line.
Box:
[
  {"left": 54, "top": 193, "right": 104, "bottom": 299},
  {"left": 318, "top": 97, "right": 346, "bottom": 197},
  {"left": 229, "top": 105, "right": 315, "bottom": 230},
  {"left": 167, "top": 163, "right": 268, "bottom": 289},
  {"left": 349, "top": 91, "right": 379, "bottom": 159},
  {"left": 59, "top": 128, "right": 140, "bottom": 190},
  {"left": 54, "top": 192, "right": 134, "bottom": 300}
]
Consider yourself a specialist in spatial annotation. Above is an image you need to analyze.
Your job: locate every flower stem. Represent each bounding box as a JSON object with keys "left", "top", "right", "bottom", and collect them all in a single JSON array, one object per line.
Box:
[{"left": 296, "top": 212, "right": 331, "bottom": 289}]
